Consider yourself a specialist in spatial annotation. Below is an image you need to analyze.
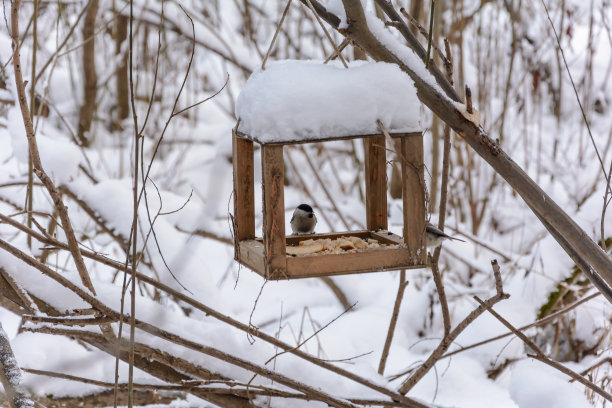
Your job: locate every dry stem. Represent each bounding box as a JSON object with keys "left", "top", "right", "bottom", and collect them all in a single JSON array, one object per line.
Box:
[
  {"left": 10, "top": 0, "right": 95, "bottom": 295},
  {"left": 475, "top": 296, "right": 612, "bottom": 402},
  {"left": 398, "top": 260, "right": 509, "bottom": 394}
]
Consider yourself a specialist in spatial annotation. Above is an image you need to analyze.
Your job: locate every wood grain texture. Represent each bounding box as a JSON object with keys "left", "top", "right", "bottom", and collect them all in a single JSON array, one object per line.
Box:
[
  {"left": 237, "top": 240, "right": 266, "bottom": 276},
  {"left": 284, "top": 247, "right": 422, "bottom": 279},
  {"left": 401, "top": 135, "right": 426, "bottom": 264},
  {"left": 232, "top": 133, "right": 255, "bottom": 243},
  {"left": 261, "top": 145, "right": 287, "bottom": 277},
  {"left": 239, "top": 231, "right": 426, "bottom": 279},
  {"left": 364, "top": 135, "right": 388, "bottom": 230}
]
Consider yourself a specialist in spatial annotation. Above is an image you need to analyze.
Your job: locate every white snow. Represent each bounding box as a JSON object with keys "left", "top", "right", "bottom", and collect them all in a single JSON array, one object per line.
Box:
[
  {"left": 508, "top": 359, "right": 592, "bottom": 408},
  {"left": 364, "top": 10, "right": 448, "bottom": 97},
  {"left": 0, "top": 2, "right": 610, "bottom": 407},
  {"left": 236, "top": 60, "right": 422, "bottom": 143},
  {"left": 323, "top": 0, "right": 348, "bottom": 29},
  {"left": 7, "top": 107, "right": 82, "bottom": 184}
]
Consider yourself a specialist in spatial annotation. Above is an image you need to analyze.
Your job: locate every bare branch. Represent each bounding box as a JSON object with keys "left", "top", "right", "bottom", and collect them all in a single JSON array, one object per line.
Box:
[
  {"left": 378, "top": 271, "right": 409, "bottom": 374},
  {"left": 474, "top": 296, "right": 612, "bottom": 403},
  {"left": 397, "top": 260, "right": 509, "bottom": 394},
  {"left": 10, "top": 0, "right": 96, "bottom": 295}
]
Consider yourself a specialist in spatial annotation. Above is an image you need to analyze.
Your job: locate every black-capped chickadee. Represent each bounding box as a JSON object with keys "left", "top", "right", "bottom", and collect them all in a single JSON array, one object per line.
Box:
[
  {"left": 426, "top": 223, "right": 465, "bottom": 247},
  {"left": 290, "top": 204, "right": 317, "bottom": 235}
]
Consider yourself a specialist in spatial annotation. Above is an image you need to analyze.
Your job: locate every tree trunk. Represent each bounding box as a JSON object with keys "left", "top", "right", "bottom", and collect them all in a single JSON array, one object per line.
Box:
[
  {"left": 114, "top": 13, "right": 129, "bottom": 129},
  {"left": 77, "top": 0, "right": 99, "bottom": 146}
]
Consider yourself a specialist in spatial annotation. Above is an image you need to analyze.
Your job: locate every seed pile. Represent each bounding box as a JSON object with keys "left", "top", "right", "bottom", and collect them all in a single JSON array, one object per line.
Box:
[{"left": 286, "top": 236, "right": 396, "bottom": 256}]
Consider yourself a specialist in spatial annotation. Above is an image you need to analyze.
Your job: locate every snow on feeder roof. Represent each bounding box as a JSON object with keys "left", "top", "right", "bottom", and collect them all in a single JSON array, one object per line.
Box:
[{"left": 236, "top": 60, "right": 422, "bottom": 144}]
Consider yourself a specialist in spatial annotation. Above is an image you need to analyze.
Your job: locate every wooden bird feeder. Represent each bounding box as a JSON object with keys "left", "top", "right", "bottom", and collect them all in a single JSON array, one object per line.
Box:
[
  {"left": 232, "top": 129, "right": 427, "bottom": 280},
  {"left": 232, "top": 60, "right": 427, "bottom": 279}
]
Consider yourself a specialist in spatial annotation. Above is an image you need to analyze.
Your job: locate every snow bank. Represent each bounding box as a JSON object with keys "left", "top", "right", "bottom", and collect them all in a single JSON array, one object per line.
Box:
[{"left": 236, "top": 60, "right": 422, "bottom": 143}]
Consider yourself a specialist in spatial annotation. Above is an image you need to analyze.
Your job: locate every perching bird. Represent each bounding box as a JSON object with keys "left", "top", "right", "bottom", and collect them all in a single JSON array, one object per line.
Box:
[
  {"left": 426, "top": 223, "right": 465, "bottom": 247},
  {"left": 290, "top": 204, "right": 317, "bottom": 235}
]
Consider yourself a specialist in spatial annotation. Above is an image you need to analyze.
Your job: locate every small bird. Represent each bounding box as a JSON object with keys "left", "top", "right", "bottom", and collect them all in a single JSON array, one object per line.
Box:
[
  {"left": 426, "top": 223, "right": 465, "bottom": 248},
  {"left": 290, "top": 204, "right": 317, "bottom": 235}
]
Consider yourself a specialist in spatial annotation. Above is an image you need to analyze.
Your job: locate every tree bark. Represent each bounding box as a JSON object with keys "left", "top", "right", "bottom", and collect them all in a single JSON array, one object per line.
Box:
[
  {"left": 114, "top": 13, "right": 130, "bottom": 128},
  {"left": 77, "top": 0, "right": 99, "bottom": 145}
]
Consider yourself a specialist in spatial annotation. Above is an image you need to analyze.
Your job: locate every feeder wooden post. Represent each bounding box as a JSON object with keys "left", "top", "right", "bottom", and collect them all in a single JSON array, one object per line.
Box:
[
  {"left": 261, "top": 145, "right": 287, "bottom": 278},
  {"left": 364, "top": 135, "right": 388, "bottom": 230},
  {"left": 232, "top": 133, "right": 255, "bottom": 244},
  {"left": 401, "top": 134, "right": 426, "bottom": 263}
]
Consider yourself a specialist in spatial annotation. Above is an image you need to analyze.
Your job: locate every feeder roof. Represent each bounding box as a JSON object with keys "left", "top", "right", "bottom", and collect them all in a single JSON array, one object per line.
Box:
[{"left": 235, "top": 60, "right": 422, "bottom": 145}]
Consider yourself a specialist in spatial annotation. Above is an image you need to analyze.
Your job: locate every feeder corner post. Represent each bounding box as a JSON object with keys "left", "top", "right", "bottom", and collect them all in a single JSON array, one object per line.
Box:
[
  {"left": 364, "top": 135, "right": 389, "bottom": 230},
  {"left": 261, "top": 144, "right": 287, "bottom": 278},
  {"left": 232, "top": 132, "right": 256, "bottom": 247},
  {"left": 401, "top": 134, "right": 427, "bottom": 264}
]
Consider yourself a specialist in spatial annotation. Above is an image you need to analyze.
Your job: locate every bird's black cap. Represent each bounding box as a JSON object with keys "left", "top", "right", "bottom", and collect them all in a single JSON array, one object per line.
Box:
[{"left": 297, "top": 204, "right": 313, "bottom": 213}]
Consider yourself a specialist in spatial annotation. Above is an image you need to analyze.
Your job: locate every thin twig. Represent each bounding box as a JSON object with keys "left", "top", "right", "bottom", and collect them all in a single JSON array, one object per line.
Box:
[
  {"left": 540, "top": 0, "right": 606, "bottom": 180},
  {"left": 126, "top": 0, "right": 140, "bottom": 403},
  {"left": 425, "top": 0, "right": 435, "bottom": 68},
  {"left": 305, "top": 0, "right": 348, "bottom": 68},
  {"left": 33, "top": 0, "right": 95, "bottom": 83},
  {"left": 429, "top": 41, "right": 454, "bottom": 336},
  {"left": 396, "top": 9, "right": 448, "bottom": 66},
  {"left": 442, "top": 292, "right": 600, "bottom": 359},
  {"left": 378, "top": 271, "right": 409, "bottom": 374},
  {"left": 465, "top": 85, "right": 473, "bottom": 114},
  {"left": 285, "top": 147, "right": 341, "bottom": 230},
  {"left": 324, "top": 37, "right": 351, "bottom": 63},
  {"left": 173, "top": 73, "right": 229, "bottom": 117},
  {"left": 428, "top": 254, "right": 451, "bottom": 335},
  {"left": 262, "top": 0, "right": 292, "bottom": 70},
  {"left": 299, "top": 146, "right": 351, "bottom": 230},
  {"left": 10, "top": 0, "right": 95, "bottom": 295},
  {"left": 398, "top": 260, "right": 509, "bottom": 394}
]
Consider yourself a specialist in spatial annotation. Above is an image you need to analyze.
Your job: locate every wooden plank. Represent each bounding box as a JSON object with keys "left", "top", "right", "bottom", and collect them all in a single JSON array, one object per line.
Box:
[
  {"left": 232, "top": 132, "right": 255, "bottom": 243},
  {"left": 364, "top": 135, "right": 388, "bottom": 230},
  {"left": 401, "top": 134, "right": 426, "bottom": 264},
  {"left": 237, "top": 240, "right": 266, "bottom": 277},
  {"left": 240, "top": 233, "right": 427, "bottom": 280},
  {"left": 371, "top": 230, "right": 405, "bottom": 246},
  {"left": 284, "top": 247, "right": 424, "bottom": 279},
  {"left": 236, "top": 130, "right": 421, "bottom": 146},
  {"left": 261, "top": 145, "right": 287, "bottom": 278}
]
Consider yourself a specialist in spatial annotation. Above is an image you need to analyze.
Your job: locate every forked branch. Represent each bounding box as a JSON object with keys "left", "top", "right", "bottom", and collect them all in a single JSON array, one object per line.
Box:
[{"left": 397, "top": 260, "right": 509, "bottom": 394}]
